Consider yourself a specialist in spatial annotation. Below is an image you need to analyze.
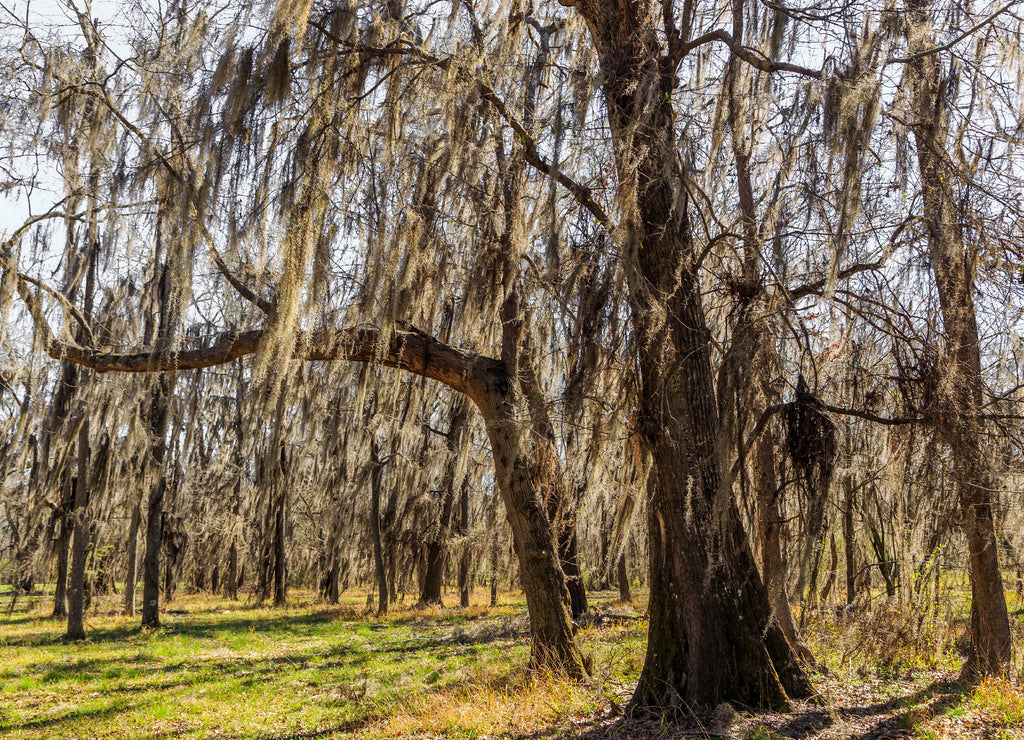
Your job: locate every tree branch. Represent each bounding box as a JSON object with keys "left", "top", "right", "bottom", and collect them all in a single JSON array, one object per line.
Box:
[
  {"left": 481, "top": 84, "right": 613, "bottom": 228},
  {"left": 306, "top": 20, "right": 612, "bottom": 230},
  {"left": 786, "top": 258, "right": 890, "bottom": 300},
  {"left": 43, "top": 325, "right": 504, "bottom": 405},
  {"left": 885, "top": 1, "right": 1020, "bottom": 65},
  {"left": 676, "top": 29, "right": 822, "bottom": 78}
]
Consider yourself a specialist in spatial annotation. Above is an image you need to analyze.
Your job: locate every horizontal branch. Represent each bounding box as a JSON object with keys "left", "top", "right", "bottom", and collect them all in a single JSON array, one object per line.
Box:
[
  {"left": 677, "top": 29, "right": 822, "bottom": 78},
  {"left": 822, "top": 403, "right": 924, "bottom": 426},
  {"left": 786, "top": 258, "right": 889, "bottom": 300},
  {"left": 45, "top": 326, "right": 505, "bottom": 404}
]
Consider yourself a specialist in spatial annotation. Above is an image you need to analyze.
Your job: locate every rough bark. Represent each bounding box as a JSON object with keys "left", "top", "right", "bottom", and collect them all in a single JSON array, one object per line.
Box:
[
  {"left": 905, "top": 0, "right": 1012, "bottom": 677},
  {"left": 571, "top": 0, "right": 812, "bottom": 709},
  {"left": 140, "top": 379, "right": 170, "bottom": 629},
  {"left": 50, "top": 473, "right": 73, "bottom": 619},
  {"left": 617, "top": 552, "right": 631, "bottom": 603}
]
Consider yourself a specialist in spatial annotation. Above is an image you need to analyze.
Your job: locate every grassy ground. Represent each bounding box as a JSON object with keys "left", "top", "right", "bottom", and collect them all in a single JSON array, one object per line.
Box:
[{"left": 0, "top": 585, "right": 1022, "bottom": 739}]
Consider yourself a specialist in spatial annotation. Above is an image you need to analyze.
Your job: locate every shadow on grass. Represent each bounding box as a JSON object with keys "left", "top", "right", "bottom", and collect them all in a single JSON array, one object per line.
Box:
[
  {"left": 257, "top": 719, "right": 375, "bottom": 739},
  {"left": 11, "top": 697, "right": 144, "bottom": 732},
  {"left": 2, "top": 607, "right": 353, "bottom": 648},
  {"left": 552, "top": 678, "right": 967, "bottom": 740}
]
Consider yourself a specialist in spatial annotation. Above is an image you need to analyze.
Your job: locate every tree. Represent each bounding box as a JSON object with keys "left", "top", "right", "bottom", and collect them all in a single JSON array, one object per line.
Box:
[
  {"left": 561, "top": 0, "right": 814, "bottom": 709},
  {"left": 901, "top": 0, "right": 1013, "bottom": 675}
]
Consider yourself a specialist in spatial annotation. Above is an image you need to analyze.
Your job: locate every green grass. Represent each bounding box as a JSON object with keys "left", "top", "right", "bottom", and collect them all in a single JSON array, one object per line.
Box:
[
  {"left": 0, "top": 589, "right": 645, "bottom": 739},
  {"left": 3, "top": 582, "right": 1024, "bottom": 739}
]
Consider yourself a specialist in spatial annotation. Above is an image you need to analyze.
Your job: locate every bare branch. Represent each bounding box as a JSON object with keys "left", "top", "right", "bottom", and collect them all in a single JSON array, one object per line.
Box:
[
  {"left": 676, "top": 29, "right": 822, "bottom": 78},
  {"left": 43, "top": 326, "right": 503, "bottom": 405},
  {"left": 885, "top": 1, "right": 1021, "bottom": 65}
]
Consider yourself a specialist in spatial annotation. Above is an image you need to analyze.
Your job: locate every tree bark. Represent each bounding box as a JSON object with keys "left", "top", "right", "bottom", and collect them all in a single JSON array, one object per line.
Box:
[
  {"left": 420, "top": 398, "right": 469, "bottom": 606},
  {"left": 51, "top": 473, "right": 73, "bottom": 619},
  {"left": 617, "top": 552, "right": 631, "bottom": 603},
  {"left": 141, "top": 379, "right": 170, "bottom": 629},
  {"left": 458, "top": 477, "right": 472, "bottom": 608},
  {"left": 273, "top": 487, "right": 288, "bottom": 607},
  {"left": 474, "top": 380, "right": 588, "bottom": 677},
  {"left": 124, "top": 502, "right": 141, "bottom": 616},
  {"left": 843, "top": 471, "right": 857, "bottom": 607},
  {"left": 370, "top": 439, "right": 389, "bottom": 616},
  {"left": 905, "top": 0, "right": 1012, "bottom": 676},
  {"left": 65, "top": 424, "right": 91, "bottom": 640},
  {"left": 571, "top": 0, "right": 812, "bottom": 709},
  {"left": 756, "top": 432, "right": 817, "bottom": 665}
]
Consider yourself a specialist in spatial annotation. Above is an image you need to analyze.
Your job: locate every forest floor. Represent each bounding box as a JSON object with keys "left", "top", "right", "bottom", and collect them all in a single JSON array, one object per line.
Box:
[{"left": 1, "top": 586, "right": 1023, "bottom": 739}]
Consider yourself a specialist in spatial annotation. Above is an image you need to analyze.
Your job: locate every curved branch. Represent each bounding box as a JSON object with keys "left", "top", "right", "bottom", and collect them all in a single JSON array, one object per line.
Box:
[
  {"left": 676, "top": 29, "right": 822, "bottom": 78},
  {"left": 45, "top": 325, "right": 505, "bottom": 405},
  {"left": 885, "top": 1, "right": 1020, "bottom": 65}
]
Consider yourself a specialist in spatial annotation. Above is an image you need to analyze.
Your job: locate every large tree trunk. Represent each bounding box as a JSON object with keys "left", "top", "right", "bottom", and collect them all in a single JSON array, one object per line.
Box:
[
  {"left": 65, "top": 234, "right": 97, "bottom": 639},
  {"left": 905, "top": 0, "right": 1011, "bottom": 677},
  {"left": 474, "top": 379, "right": 588, "bottom": 677},
  {"left": 572, "top": 0, "right": 811, "bottom": 709}
]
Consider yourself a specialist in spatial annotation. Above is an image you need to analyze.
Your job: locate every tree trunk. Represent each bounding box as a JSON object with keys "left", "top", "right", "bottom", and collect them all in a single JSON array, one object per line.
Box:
[
  {"left": 474, "top": 381, "right": 587, "bottom": 677},
  {"left": 905, "top": 0, "right": 1011, "bottom": 674},
  {"left": 51, "top": 473, "right": 73, "bottom": 619},
  {"left": 572, "top": 1, "right": 812, "bottom": 709},
  {"left": 560, "top": 525, "right": 587, "bottom": 619},
  {"left": 65, "top": 238, "right": 97, "bottom": 639},
  {"left": 420, "top": 398, "right": 469, "bottom": 606},
  {"left": 370, "top": 440, "right": 389, "bottom": 616},
  {"left": 141, "top": 388, "right": 170, "bottom": 629},
  {"left": 843, "top": 472, "right": 857, "bottom": 607},
  {"left": 617, "top": 552, "right": 631, "bottom": 603},
  {"left": 489, "top": 518, "right": 500, "bottom": 607},
  {"left": 124, "top": 502, "right": 141, "bottom": 616},
  {"left": 756, "top": 432, "right": 817, "bottom": 665},
  {"left": 458, "top": 477, "right": 472, "bottom": 608},
  {"left": 273, "top": 490, "right": 287, "bottom": 607},
  {"left": 225, "top": 540, "right": 238, "bottom": 600},
  {"left": 820, "top": 533, "right": 838, "bottom": 604},
  {"left": 66, "top": 424, "right": 91, "bottom": 640}
]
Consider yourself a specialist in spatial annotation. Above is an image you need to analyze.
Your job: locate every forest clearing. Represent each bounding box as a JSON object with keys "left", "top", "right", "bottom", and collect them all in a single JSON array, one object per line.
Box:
[
  {"left": 2, "top": 0, "right": 1024, "bottom": 737},
  {"left": 2, "top": 586, "right": 1023, "bottom": 739}
]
